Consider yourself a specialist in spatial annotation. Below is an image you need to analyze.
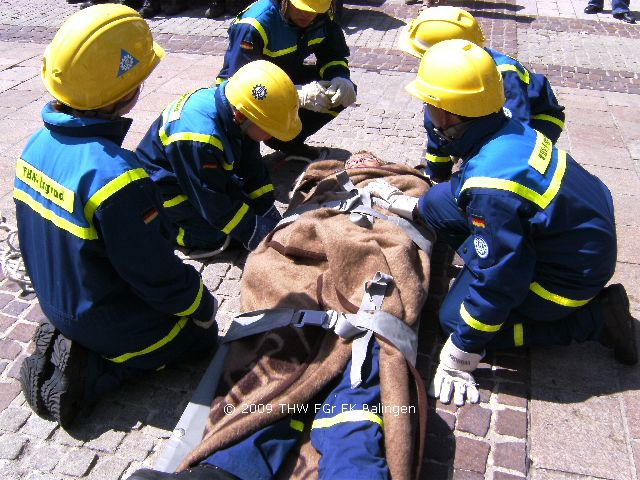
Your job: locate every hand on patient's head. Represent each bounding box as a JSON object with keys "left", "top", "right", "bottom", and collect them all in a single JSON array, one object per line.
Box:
[{"left": 345, "top": 151, "right": 384, "bottom": 169}]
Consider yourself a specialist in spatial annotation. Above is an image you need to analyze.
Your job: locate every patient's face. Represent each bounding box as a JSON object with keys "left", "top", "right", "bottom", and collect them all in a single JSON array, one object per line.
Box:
[{"left": 345, "top": 152, "right": 383, "bottom": 169}]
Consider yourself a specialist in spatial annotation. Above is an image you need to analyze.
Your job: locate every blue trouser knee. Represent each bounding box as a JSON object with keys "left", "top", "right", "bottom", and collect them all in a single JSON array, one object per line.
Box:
[
  {"left": 439, "top": 265, "right": 606, "bottom": 350},
  {"left": 204, "top": 340, "right": 389, "bottom": 480}
]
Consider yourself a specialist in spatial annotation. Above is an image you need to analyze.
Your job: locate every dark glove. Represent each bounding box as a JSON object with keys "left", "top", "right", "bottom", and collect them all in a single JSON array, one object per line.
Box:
[{"left": 244, "top": 205, "right": 282, "bottom": 251}]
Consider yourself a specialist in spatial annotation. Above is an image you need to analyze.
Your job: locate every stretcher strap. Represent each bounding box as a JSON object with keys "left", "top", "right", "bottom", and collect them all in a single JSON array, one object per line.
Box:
[{"left": 222, "top": 273, "right": 418, "bottom": 377}]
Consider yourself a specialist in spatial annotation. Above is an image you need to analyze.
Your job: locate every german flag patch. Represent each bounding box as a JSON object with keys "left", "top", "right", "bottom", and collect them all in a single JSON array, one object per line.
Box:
[
  {"left": 470, "top": 214, "right": 486, "bottom": 229},
  {"left": 203, "top": 161, "right": 218, "bottom": 169},
  {"left": 240, "top": 40, "right": 254, "bottom": 50},
  {"left": 142, "top": 207, "right": 159, "bottom": 224}
]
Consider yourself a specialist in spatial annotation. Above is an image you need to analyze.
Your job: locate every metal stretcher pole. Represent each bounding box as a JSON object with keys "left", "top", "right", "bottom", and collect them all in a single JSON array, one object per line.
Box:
[{"left": 154, "top": 343, "right": 230, "bottom": 473}]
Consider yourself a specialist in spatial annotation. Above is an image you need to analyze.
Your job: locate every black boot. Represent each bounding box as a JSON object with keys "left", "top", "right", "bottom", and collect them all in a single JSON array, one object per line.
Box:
[
  {"left": 19, "top": 321, "right": 58, "bottom": 416},
  {"left": 599, "top": 284, "right": 638, "bottom": 365},
  {"left": 204, "top": 0, "right": 225, "bottom": 18},
  {"left": 139, "top": 0, "right": 161, "bottom": 18},
  {"left": 128, "top": 465, "right": 241, "bottom": 480},
  {"left": 40, "top": 334, "right": 89, "bottom": 428}
]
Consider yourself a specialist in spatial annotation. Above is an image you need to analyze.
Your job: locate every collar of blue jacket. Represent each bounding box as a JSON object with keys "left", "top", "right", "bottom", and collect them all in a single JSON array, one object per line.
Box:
[{"left": 41, "top": 101, "right": 133, "bottom": 146}]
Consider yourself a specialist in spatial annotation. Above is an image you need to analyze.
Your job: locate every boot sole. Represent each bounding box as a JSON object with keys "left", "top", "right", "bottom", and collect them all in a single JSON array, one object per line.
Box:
[
  {"left": 40, "top": 335, "right": 87, "bottom": 428},
  {"left": 19, "top": 322, "right": 58, "bottom": 415}
]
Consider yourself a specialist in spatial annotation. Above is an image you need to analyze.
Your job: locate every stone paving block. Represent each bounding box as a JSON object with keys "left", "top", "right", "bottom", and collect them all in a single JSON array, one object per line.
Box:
[
  {"left": 616, "top": 224, "right": 640, "bottom": 265},
  {"left": 7, "top": 322, "right": 37, "bottom": 343},
  {"left": 497, "top": 383, "right": 529, "bottom": 409},
  {"left": 494, "top": 472, "right": 526, "bottom": 480},
  {"left": 0, "top": 432, "right": 26, "bottom": 459},
  {"left": 530, "top": 392, "right": 631, "bottom": 479},
  {"left": 493, "top": 441, "right": 528, "bottom": 474},
  {"left": 0, "top": 406, "right": 30, "bottom": 432},
  {"left": 23, "top": 442, "right": 62, "bottom": 472},
  {"left": 429, "top": 409, "right": 456, "bottom": 437},
  {"left": 116, "top": 431, "right": 156, "bottom": 462},
  {"left": 495, "top": 409, "right": 527, "bottom": 439},
  {"left": 87, "top": 455, "right": 131, "bottom": 480},
  {"left": 0, "top": 312, "right": 15, "bottom": 331},
  {"left": 54, "top": 448, "right": 97, "bottom": 477},
  {"left": 2, "top": 299, "right": 30, "bottom": 317},
  {"left": 85, "top": 429, "right": 126, "bottom": 454},
  {"left": 452, "top": 470, "right": 485, "bottom": 480},
  {"left": 0, "top": 382, "right": 20, "bottom": 410},
  {"left": 0, "top": 339, "right": 21, "bottom": 360},
  {"left": 457, "top": 404, "right": 492, "bottom": 438},
  {"left": 20, "top": 414, "right": 58, "bottom": 440},
  {"left": 453, "top": 436, "right": 490, "bottom": 473},
  {"left": 0, "top": 291, "right": 15, "bottom": 308}
]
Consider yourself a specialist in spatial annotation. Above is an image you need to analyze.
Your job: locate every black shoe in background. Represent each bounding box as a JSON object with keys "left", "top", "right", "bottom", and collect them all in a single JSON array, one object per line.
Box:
[
  {"left": 613, "top": 11, "right": 636, "bottom": 23},
  {"left": 20, "top": 321, "right": 58, "bottom": 416},
  {"left": 139, "top": 0, "right": 162, "bottom": 18},
  {"left": 205, "top": 0, "right": 225, "bottom": 18},
  {"left": 583, "top": 4, "right": 603, "bottom": 13}
]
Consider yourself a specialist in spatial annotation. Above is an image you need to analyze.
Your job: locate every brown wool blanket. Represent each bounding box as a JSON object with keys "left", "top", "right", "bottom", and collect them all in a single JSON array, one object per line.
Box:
[{"left": 180, "top": 161, "right": 433, "bottom": 479}]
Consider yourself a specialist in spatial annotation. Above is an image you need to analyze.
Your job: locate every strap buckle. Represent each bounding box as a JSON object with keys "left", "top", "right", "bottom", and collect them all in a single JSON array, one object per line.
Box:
[{"left": 291, "top": 310, "right": 333, "bottom": 329}]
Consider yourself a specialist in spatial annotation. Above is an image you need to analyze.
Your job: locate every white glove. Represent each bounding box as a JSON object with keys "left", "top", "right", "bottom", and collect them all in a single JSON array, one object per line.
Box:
[
  {"left": 296, "top": 82, "right": 331, "bottom": 113},
  {"left": 321, "top": 77, "right": 357, "bottom": 108},
  {"left": 365, "top": 180, "right": 418, "bottom": 220},
  {"left": 429, "top": 336, "right": 483, "bottom": 406}
]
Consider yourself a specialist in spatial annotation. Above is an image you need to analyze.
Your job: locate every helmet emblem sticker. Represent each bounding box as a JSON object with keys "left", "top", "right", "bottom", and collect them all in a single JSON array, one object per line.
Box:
[
  {"left": 118, "top": 49, "right": 140, "bottom": 77},
  {"left": 252, "top": 85, "right": 267, "bottom": 100},
  {"left": 473, "top": 235, "right": 489, "bottom": 259}
]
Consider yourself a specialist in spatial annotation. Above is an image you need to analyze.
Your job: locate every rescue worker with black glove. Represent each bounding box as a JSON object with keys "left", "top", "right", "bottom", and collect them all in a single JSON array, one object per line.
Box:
[
  {"left": 398, "top": 7, "right": 565, "bottom": 184},
  {"left": 136, "top": 60, "right": 302, "bottom": 254},
  {"left": 215, "top": 0, "right": 356, "bottom": 162},
  {"left": 15, "top": 5, "right": 218, "bottom": 429},
  {"left": 368, "top": 39, "right": 637, "bottom": 406}
]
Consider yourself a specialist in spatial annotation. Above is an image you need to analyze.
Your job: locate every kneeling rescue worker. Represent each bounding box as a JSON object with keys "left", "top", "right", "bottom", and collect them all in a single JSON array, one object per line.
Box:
[{"left": 15, "top": 4, "right": 219, "bottom": 428}]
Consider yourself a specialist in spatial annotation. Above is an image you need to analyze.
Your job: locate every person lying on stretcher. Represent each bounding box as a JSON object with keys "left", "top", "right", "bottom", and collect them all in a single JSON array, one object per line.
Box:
[{"left": 128, "top": 152, "right": 435, "bottom": 480}]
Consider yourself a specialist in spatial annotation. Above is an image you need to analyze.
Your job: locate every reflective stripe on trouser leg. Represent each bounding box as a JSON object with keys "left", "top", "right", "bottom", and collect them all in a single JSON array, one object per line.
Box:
[
  {"left": 441, "top": 265, "right": 606, "bottom": 350},
  {"left": 311, "top": 340, "right": 390, "bottom": 480},
  {"left": 202, "top": 415, "right": 304, "bottom": 480}
]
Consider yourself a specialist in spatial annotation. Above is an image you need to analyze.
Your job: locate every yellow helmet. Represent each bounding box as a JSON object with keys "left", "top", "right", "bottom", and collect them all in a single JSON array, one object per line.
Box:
[
  {"left": 42, "top": 4, "right": 164, "bottom": 111},
  {"left": 289, "top": 0, "right": 332, "bottom": 13},
  {"left": 398, "top": 6, "right": 485, "bottom": 59},
  {"left": 225, "top": 60, "right": 302, "bottom": 141},
  {"left": 405, "top": 39, "right": 505, "bottom": 118}
]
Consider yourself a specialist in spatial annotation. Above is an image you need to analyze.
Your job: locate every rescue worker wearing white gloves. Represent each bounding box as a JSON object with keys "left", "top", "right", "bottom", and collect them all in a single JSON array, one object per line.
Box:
[
  {"left": 216, "top": 0, "right": 356, "bottom": 162},
  {"left": 369, "top": 40, "right": 637, "bottom": 407}
]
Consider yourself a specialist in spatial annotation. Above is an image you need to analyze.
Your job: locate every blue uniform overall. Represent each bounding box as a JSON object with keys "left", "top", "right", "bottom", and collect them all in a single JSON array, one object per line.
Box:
[
  {"left": 14, "top": 103, "right": 217, "bottom": 400},
  {"left": 202, "top": 340, "right": 390, "bottom": 480},
  {"left": 135, "top": 85, "right": 276, "bottom": 250},
  {"left": 418, "top": 115, "right": 616, "bottom": 354},
  {"left": 217, "top": 0, "right": 354, "bottom": 151},
  {"left": 423, "top": 48, "right": 565, "bottom": 181},
  {"left": 587, "top": 0, "right": 631, "bottom": 15}
]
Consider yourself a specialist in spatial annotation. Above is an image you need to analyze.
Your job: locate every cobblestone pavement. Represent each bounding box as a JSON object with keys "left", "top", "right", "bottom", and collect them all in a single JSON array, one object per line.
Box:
[{"left": 0, "top": 0, "right": 639, "bottom": 479}]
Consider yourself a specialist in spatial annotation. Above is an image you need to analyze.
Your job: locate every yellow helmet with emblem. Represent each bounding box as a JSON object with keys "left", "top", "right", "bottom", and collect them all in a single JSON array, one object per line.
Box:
[
  {"left": 398, "top": 6, "right": 485, "bottom": 59},
  {"left": 289, "top": 0, "right": 332, "bottom": 13},
  {"left": 42, "top": 4, "right": 164, "bottom": 111},
  {"left": 405, "top": 39, "right": 505, "bottom": 118},
  {"left": 225, "top": 60, "right": 302, "bottom": 141}
]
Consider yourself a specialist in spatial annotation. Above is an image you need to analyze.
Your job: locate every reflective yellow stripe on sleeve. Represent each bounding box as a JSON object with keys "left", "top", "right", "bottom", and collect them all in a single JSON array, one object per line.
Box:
[
  {"left": 84, "top": 168, "right": 150, "bottom": 224},
  {"left": 497, "top": 64, "right": 530, "bottom": 84},
  {"left": 319, "top": 61, "right": 349, "bottom": 78},
  {"left": 308, "top": 37, "right": 324, "bottom": 46},
  {"left": 163, "top": 194, "right": 189, "bottom": 209},
  {"left": 176, "top": 227, "right": 186, "bottom": 247},
  {"left": 107, "top": 316, "right": 190, "bottom": 363},
  {"left": 460, "top": 150, "right": 567, "bottom": 210},
  {"left": 175, "top": 277, "right": 204, "bottom": 317},
  {"left": 531, "top": 113, "right": 565, "bottom": 130},
  {"left": 247, "top": 184, "right": 274, "bottom": 199},
  {"left": 222, "top": 203, "right": 250, "bottom": 234},
  {"left": 236, "top": 18, "right": 296, "bottom": 57},
  {"left": 425, "top": 152, "right": 451, "bottom": 163},
  {"left": 513, "top": 323, "right": 524, "bottom": 346},
  {"left": 529, "top": 281, "right": 592, "bottom": 307},
  {"left": 312, "top": 410, "right": 383, "bottom": 429},
  {"left": 460, "top": 303, "right": 503, "bottom": 333}
]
